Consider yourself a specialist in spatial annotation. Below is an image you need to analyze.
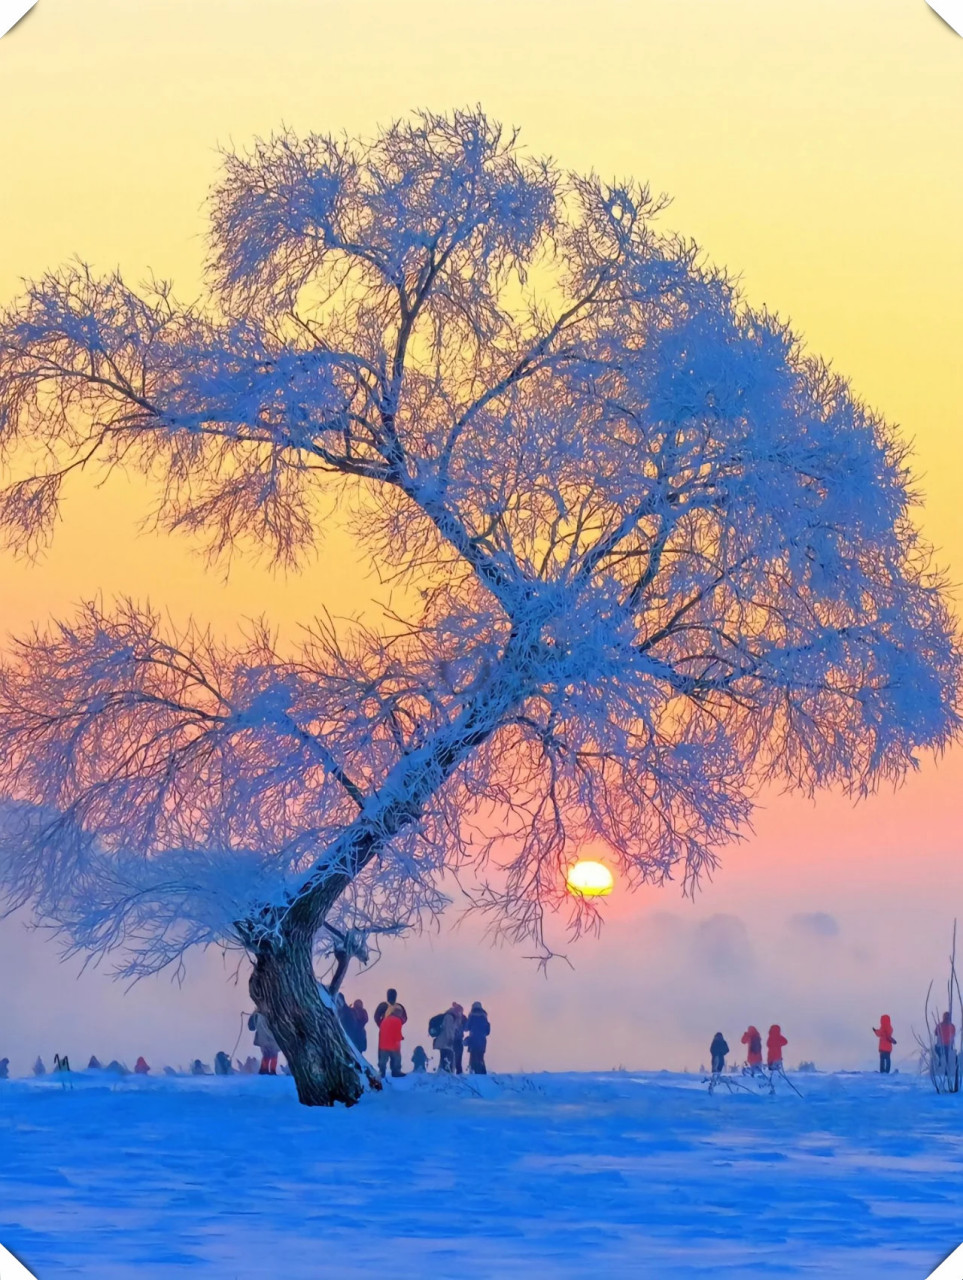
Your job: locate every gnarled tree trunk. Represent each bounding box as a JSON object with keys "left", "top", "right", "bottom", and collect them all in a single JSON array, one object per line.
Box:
[{"left": 248, "top": 922, "right": 380, "bottom": 1106}]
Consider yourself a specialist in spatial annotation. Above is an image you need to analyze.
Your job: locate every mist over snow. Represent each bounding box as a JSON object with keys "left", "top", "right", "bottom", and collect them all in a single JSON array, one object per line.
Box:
[{"left": 3, "top": 773, "right": 960, "bottom": 1078}]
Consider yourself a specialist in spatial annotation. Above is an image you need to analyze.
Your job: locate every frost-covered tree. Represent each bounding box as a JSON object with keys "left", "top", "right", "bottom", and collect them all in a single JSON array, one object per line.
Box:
[{"left": 0, "top": 110, "right": 959, "bottom": 1105}]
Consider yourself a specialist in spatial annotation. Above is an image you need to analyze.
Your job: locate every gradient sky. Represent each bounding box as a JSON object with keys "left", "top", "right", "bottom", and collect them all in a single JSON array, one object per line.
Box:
[{"left": 1, "top": 0, "right": 962, "bottom": 1075}]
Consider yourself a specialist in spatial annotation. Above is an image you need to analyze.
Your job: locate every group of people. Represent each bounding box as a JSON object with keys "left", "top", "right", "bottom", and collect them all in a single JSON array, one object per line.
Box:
[
  {"left": 335, "top": 987, "right": 492, "bottom": 1079},
  {"left": 8, "top": 1004, "right": 955, "bottom": 1084},
  {"left": 242, "top": 986, "right": 493, "bottom": 1080},
  {"left": 707, "top": 1012, "right": 957, "bottom": 1078},
  {"left": 868, "top": 1011, "right": 955, "bottom": 1076},
  {"left": 428, "top": 999, "right": 492, "bottom": 1076},
  {"left": 707, "top": 1025, "right": 791, "bottom": 1077}
]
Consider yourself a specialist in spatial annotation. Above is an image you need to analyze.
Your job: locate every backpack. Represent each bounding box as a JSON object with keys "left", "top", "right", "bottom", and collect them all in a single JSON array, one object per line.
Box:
[{"left": 428, "top": 1012, "right": 446, "bottom": 1039}]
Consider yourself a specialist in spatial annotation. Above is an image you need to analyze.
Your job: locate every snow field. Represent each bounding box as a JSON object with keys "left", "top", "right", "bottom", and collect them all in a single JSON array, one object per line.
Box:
[{"left": 0, "top": 1069, "right": 959, "bottom": 1279}]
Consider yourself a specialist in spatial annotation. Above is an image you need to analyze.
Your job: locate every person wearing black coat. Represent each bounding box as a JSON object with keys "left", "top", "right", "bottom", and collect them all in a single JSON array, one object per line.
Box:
[
  {"left": 465, "top": 1001, "right": 491, "bottom": 1074},
  {"left": 373, "top": 988, "right": 408, "bottom": 1027},
  {"left": 345, "top": 999, "right": 369, "bottom": 1054},
  {"left": 710, "top": 1032, "right": 729, "bottom": 1075}
]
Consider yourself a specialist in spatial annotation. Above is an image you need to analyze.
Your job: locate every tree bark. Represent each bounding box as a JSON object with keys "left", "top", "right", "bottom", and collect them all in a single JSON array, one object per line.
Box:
[{"left": 249, "top": 925, "right": 380, "bottom": 1107}]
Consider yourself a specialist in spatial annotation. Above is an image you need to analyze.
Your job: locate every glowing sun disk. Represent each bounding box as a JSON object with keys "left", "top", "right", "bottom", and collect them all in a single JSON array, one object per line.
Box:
[{"left": 566, "top": 859, "right": 615, "bottom": 897}]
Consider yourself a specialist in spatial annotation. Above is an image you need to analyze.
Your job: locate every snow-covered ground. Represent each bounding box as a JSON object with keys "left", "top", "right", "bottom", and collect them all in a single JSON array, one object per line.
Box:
[{"left": 0, "top": 1069, "right": 959, "bottom": 1279}]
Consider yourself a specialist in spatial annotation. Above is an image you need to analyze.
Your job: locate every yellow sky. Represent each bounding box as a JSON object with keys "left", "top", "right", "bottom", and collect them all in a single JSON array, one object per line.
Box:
[
  {"left": 0, "top": 0, "right": 962, "bottom": 1068},
  {"left": 1, "top": 0, "right": 961, "bottom": 641}
]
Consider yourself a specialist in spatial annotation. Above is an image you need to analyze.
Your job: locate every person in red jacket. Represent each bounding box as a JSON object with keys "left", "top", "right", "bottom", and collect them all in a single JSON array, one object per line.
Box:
[
  {"left": 766, "top": 1024, "right": 788, "bottom": 1070},
  {"left": 873, "top": 1015, "right": 896, "bottom": 1074},
  {"left": 935, "top": 1012, "right": 956, "bottom": 1066},
  {"left": 378, "top": 1011, "right": 406, "bottom": 1079},
  {"left": 741, "top": 1025, "right": 763, "bottom": 1075}
]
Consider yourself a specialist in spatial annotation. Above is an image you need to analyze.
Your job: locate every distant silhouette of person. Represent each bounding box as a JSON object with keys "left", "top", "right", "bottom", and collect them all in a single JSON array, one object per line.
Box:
[
  {"left": 32, "top": 1056, "right": 45, "bottom": 1077},
  {"left": 87, "top": 1055, "right": 102, "bottom": 1070},
  {"left": 335, "top": 990, "right": 350, "bottom": 1029},
  {"left": 343, "top": 999, "right": 369, "bottom": 1055},
  {"left": 767, "top": 1025, "right": 788, "bottom": 1071},
  {"left": 249, "top": 1011, "right": 279, "bottom": 1075},
  {"left": 710, "top": 1032, "right": 729, "bottom": 1075},
  {"left": 374, "top": 989, "right": 408, "bottom": 1028},
  {"left": 741, "top": 1025, "right": 763, "bottom": 1074},
  {"left": 378, "top": 1008, "right": 405, "bottom": 1078},
  {"left": 935, "top": 1012, "right": 956, "bottom": 1066},
  {"left": 0, "top": 1058, "right": 9, "bottom": 1080},
  {"left": 465, "top": 1001, "right": 491, "bottom": 1074},
  {"left": 214, "top": 1051, "right": 233, "bottom": 1075},
  {"left": 134, "top": 1056, "right": 150, "bottom": 1075},
  {"left": 411, "top": 1045, "right": 429, "bottom": 1073},
  {"left": 190, "top": 1058, "right": 211, "bottom": 1076},
  {"left": 873, "top": 1015, "right": 896, "bottom": 1074}
]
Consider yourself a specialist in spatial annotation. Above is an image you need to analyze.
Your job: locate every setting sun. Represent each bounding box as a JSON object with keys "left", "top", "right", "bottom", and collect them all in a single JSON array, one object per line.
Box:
[{"left": 566, "top": 860, "right": 616, "bottom": 898}]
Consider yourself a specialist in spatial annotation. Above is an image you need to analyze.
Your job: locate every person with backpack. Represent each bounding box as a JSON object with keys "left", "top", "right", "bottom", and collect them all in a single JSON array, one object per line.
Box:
[
  {"left": 709, "top": 1032, "right": 729, "bottom": 1075},
  {"left": 430, "top": 1004, "right": 460, "bottom": 1072},
  {"left": 465, "top": 1001, "right": 491, "bottom": 1074},
  {"left": 741, "top": 1025, "right": 763, "bottom": 1074},
  {"left": 767, "top": 1025, "right": 788, "bottom": 1071},
  {"left": 378, "top": 1007, "right": 405, "bottom": 1078},
  {"left": 873, "top": 1015, "right": 896, "bottom": 1074},
  {"left": 374, "top": 988, "right": 408, "bottom": 1028},
  {"left": 248, "top": 1011, "right": 280, "bottom": 1075}
]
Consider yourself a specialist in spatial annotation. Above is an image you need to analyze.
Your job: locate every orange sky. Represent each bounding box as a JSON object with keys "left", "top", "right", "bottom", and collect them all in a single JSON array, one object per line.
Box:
[{"left": 0, "top": 0, "right": 961, "bottom": 1072}]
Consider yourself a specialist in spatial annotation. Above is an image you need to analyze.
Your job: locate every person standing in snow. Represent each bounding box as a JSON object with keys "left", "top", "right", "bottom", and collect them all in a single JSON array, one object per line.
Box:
[
  {"left": 134, "top": 1056, "right": 150, "bottom": 1075},
  {"left": 335, "top": 990, "right": 365, "bottom": 1056},
  {"left": 248, "top": 1011, "right": 280, "bottom": 1075},
  {"left": 766, "top": 1025, "right": 788, "bottom": 1071},
  {"left": 465, "top": 1001, "right": 491, "bottom": 1075},
  {"left": 709, "top": 1033, "right": 729, "bottom": 1075},
  {"left": 873, "top": 1015, "right": 896, "bottom": 1074},
  {"left": 344, "top": 999, "right": 369, "bottom": 1055},
  {"left": 411, "top": 1045, "right": 429, "bottom": 1073},
  {"left": 374, "top": 988, "right": 408, "bottom": 1029},
  {"left": 934, "top": 1012, "right": 956, "bottom": 1067},
  {"left": 449, "top": 1003, "right": 467, "bottom": 1075},
  {"left": 0, "top": 1058, "right": 9, "bottom": 1079},
  {"left": 335, "top": 990, "right": 351, "bottom": 1033},
  {"left": 378, "top": 1008, "right": 405, "bottom": 1078},
  {"left": 432, "top": 1003, "right": 462, "bottom": 1072},
  {"left": 741, "top": 1025, "right": 764, "bottom": 1075}
]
